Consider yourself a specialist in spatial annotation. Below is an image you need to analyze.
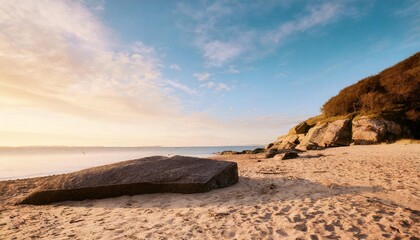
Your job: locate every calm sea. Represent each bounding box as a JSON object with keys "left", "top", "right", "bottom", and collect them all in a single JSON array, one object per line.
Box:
[{"left": 0, "top": 146, "right": 260, "bottom": 180}]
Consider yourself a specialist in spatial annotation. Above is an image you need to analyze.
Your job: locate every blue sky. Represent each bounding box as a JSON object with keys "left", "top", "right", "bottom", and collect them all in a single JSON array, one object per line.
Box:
[
  {"left": 0, "top": 0, "right": 419, "bottom": 146},
  {"left": 100, "top": 0, "right": 419, "bottom": 118}
]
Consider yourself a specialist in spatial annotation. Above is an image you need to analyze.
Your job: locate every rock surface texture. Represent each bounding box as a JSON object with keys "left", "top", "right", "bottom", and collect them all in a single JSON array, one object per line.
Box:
[
  {"left": 266, "top": 149, "right": 303, "bottom": 159},
  {"left": 19, "top": 156, "right": 239, "bottom": 205},
  {"left": 352, "top": 118, "right": 402, "bottom": 144},
  {"left": 219, "top": 150, "right": 238, "bottom": 155},
  {"left": 288, "top": 121, "right": 311, "bottom": 135},
  {"left": 273, "top": 152, "right": 299, "bottom": 160},
  {"left": 271, "top": 134, "right": 305, "bottom": 150},
  {"left": 297, "top": 119, "right": 352, "bottom": 150}
]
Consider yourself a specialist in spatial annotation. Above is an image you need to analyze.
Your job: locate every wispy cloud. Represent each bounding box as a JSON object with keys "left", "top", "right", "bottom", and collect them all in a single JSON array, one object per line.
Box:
[
  {"left": 200, "top": 40, "right": 244, "bottom": 66},
  {"left": 394, "top": 0, "right": 420, "bottom": 17},
  {"left": 200, "top": 81, "right": 231, "bottom": 92},
  {"left": 0, "top": 0, "right": 343, "bottom": 146},
  {"left": 262, "top": 2, "right": 343, "bottom": 44},
  {"left": 0, "top": 0, "right": 307, "bottom": 146},
  {"left": 176, "top": 0, "right": 252, "bottom": 66},
  {"left": 169, "top": 63, "right": 181, "bottom": 70},
  {"left": 193, "top": 72, "right": 212, "bottom": 81},
  {"left": 193, "top": 70, "right": 231, "bottom": 91},
  {"left": 82, "top": 0, "right": 105, "bottom": 12},
  {"left": 0, "top": 0, "right": 182, "bottom": 121},
  {"left": 176, "top": 1, "right": 358, "bottom": 67},
  {"left": 394, "top": 0, "right": 420, "bottom": 49},
  {"left": 165, "top": 79, "right": 197, "bottom": 95},
  {"left": 227, "top": 65, "right": 240, "bottom": 74},
  {"left": 215, "top": 82, "right": 231, "bottom": 91}
]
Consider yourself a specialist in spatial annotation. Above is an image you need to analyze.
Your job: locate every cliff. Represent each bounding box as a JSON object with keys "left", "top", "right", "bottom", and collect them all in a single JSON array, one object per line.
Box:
[{"left": 267, "top": 52, "right": 420, "bottom": 151}]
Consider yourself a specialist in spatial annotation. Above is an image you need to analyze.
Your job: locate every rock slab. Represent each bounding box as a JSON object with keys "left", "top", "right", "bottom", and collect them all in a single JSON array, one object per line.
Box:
[
  {"left": 19, "top": 156, "right": 239, "bottom": 205},
  {"left": 352, "top": 118, "right": 402, "bottom": 144}
]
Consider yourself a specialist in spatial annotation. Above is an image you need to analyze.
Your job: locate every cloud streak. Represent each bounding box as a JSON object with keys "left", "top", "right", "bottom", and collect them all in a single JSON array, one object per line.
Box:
[
  {"left": 165, "top": 79, "right": 197, "bottom": 95},
  {"left": 200, "top": 82, "right": 231, "bottom": 92},
  {"left": 0, "top": 0, "right": 189, "bottom": 122},
  {"left": 263, "top": 2, "right": 343, "bottom": 44},
  {"left": 169, "top": 63, "right": 181, "bottom": 70},
  {"left": 193, "top": 72, "right": 212, "bottom": 81},
  {"left": 176, "top": 0, "right": 357, "bottom": 67},
  {"left": 201, "top": 40, "right": 244, "bottom": 66},
  {"left": 0, "top": 0, "right": 317, "bottom": 146}
]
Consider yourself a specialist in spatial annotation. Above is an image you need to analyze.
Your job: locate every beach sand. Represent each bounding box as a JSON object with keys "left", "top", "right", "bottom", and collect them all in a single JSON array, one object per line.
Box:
[{"left": 1, "top": 144, "right": 419, "bottom": 239}]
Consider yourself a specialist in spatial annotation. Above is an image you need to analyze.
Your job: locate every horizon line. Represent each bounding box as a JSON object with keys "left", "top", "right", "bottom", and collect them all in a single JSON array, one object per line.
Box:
[{"left": 0, "top": 144, "right": 264, "bottom": 148}]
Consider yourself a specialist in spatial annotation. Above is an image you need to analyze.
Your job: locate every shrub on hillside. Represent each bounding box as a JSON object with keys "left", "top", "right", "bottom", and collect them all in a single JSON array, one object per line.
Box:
[{"left": 322, "top": 52, "right": 420, "bottom": 120}]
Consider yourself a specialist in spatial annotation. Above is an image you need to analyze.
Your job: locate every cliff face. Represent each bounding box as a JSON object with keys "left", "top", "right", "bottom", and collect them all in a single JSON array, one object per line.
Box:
[
  {"left": 267, "top": 52, "right": 420, "bottom": 150},
  {"left": 268, "top": 117, "right": 406, "bottom": 151}
]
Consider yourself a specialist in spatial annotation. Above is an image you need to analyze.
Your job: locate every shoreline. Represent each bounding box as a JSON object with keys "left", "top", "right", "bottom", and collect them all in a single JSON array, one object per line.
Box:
[
  {"left": 1, "top": 144, "right": 419, "bottom": 239},
  {"left": 0, "top": 145, "right": 261, "bottom": 181},
  {"left": 0, "top": 146, "right": 257, "bottom": 181}
]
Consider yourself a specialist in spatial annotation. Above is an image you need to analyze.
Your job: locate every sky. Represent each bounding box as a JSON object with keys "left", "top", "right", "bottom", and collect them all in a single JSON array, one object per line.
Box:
[{"left": 0, "top": 0, "right": 419, "bottom": 147}]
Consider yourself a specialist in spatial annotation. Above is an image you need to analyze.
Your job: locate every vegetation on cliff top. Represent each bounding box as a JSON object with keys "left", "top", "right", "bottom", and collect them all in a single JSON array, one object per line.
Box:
[{"left": 319, "top": 52, "right": 420, "bottom": 138}]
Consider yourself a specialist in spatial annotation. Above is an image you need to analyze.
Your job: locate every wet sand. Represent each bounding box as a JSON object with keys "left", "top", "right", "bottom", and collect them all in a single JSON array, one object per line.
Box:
[{"left": 0, "top": 144, "right": 419, "bottom": 239}]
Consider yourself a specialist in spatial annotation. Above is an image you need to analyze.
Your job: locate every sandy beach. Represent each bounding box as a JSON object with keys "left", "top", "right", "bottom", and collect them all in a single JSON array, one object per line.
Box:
[{"left": 0, "top": 144, "right": 419, "bottom": 239}]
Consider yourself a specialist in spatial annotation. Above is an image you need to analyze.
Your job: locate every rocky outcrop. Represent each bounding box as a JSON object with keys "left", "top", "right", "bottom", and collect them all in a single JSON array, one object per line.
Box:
[
  {"left": 252, "top": 148, "right": 266, "bottom": 154},
  {"left": 241, "top": 150, "right": 253, "bottom": 154},
  {"left": 271, "top": 134, "right": 305, "bottom": 150},
  {"left": 19, "top": 156, "right": 238, "bottom": 205},
  {"left": 219, "top": 150, "right": 238, "bottom": 155},
  {"left": 263, "top": 53, "right": 419, "bottom": 150},
  {"left": 266, "top": 116, "right": 406, "bottom": 151},
  {"left": 297, "top": 119, "right": 352, "bottom": 150},
  {"left": 218, "top": 148, "right": 263, "bottom": 155},
  {"left": 352, "top": 118, "right": 402, "bottom": 144},
  {"left": 288, "top": 121, "right": 311, "bottom": 135}
]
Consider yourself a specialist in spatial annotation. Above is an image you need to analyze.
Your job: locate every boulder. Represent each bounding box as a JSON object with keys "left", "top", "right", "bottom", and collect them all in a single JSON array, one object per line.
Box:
[
  {"left": 297, "top": 119, "right": 352, "bottom": 150},
  {"left": 322, "top": 119, "right": 352, "bottom": 146},
  {"left": 19, "top": 156, "right": 239, "bottom": 205},
  {"left": 273, "top": 152, "right": 299, "bottom": 160},
  {"left": 251, "top": 148, "right": 265, "bottom": 154},
  {"left": 271, "top": 134, "right": 304, "bottom": 150},
  {"left": 305, "top": 143, "right": 324, "bottom": 150},
  {"left": 265, "top": 149, "right": 278, "bottom": 158},
  {"left": 296, "top": 123, "right": 327, "bottom": 150},
  {"left": 265, "top": 143, "right": 274, "bottom": 150},
  {"left": 268, "top": 149, "right": 303, "bottom": 159},
  {"left": 352, "top": 118, "right": 402, "bottom": 144},
  {"left": 240, "top": 150, "right": 253, "bottom": 154},
  {"left": 218, "top": 150, "right": 238, "bottom": 155},
  {"left": 288, "top": 121, "right": 311, "bottom": 135}
]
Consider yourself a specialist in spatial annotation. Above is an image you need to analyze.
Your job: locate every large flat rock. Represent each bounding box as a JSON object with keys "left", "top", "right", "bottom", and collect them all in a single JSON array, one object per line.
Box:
[{"left": 19, "top": 156, "right": 238, "bottom": 205}]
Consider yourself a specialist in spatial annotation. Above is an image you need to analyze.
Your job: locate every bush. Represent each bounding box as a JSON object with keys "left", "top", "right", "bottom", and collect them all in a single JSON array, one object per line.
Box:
[{"left": 322, "top": 52, "right": 420, "bottom": 122}]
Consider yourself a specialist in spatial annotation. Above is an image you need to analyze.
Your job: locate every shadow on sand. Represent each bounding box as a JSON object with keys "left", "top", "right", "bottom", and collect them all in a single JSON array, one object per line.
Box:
[{"left": 46, "top": 176, "right": 383, "bottom": 209}]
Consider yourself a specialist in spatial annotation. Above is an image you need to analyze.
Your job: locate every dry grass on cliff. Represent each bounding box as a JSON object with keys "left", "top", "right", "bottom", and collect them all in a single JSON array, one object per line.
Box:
[{"left": 321, "top": 52, "right": 419, "bottom": 119}]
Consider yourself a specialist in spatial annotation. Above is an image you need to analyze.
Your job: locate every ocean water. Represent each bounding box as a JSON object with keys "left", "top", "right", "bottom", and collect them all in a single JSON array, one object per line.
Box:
[{"left": 0, "top": 146, "right": 261, "bottom": 180}]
